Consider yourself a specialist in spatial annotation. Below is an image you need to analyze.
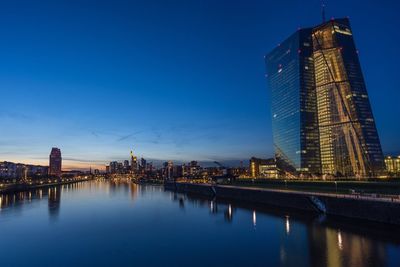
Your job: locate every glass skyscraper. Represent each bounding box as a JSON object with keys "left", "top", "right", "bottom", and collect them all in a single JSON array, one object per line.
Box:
[
  {"left": 266, "top": 28, "right": 321, "bottom": 174},
  {"left": 265, "top": 18, "right": 385, "bottom": 178}
]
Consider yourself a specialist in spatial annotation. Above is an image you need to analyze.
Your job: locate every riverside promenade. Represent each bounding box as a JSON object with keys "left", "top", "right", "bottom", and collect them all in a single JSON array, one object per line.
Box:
[
  {"left": 165, "top": 182, "right": 400, "bottom": 225},
  {"left": 0, "top": 177, "right": 93, "bottom": 194},
  {"left": 223, "top": 184, "right": 400, "bottom": 203}
]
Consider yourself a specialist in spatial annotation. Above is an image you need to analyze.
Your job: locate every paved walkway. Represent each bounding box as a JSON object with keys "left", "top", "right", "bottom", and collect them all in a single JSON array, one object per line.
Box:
[{"left": 217, "top": 184, "right": 400, "bottom": 204}]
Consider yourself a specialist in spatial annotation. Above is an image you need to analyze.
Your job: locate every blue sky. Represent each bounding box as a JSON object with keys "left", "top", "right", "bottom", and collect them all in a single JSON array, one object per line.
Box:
[{"left": 0, "top": 0, "right": 399, "bottom": 169}]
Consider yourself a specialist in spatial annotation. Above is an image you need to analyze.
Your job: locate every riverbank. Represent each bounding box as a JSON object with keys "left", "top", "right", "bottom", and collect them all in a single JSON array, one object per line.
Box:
[
  {"left": 165, "top": 182, "right": 400, "bottom": 225},
  {"left": 0, "top": 178, "right": 94, "bottom": 194},
  {"left": 234, "top": 178, "right": 400, "bottom": 195}
]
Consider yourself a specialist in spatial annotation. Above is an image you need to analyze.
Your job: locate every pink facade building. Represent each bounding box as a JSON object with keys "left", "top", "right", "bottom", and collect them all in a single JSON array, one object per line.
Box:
[{"left": 49, "top": 147, "right": 62, "bottom": 177}]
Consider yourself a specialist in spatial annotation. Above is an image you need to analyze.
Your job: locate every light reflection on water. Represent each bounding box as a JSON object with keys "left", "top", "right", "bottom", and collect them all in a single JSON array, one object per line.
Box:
[
  {"left": 286, "top": 215, "right": 290, "bottom": 235},
  {"left": 0, "top": 179, "right": 399, "bottom": 267}
]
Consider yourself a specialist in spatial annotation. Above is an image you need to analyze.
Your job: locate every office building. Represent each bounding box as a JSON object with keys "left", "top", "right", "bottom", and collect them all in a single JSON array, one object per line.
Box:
[
  {"left": 249, "top": 157, "right": 278, "bottom": 178},
  {"left": 266, "top": 28, "right": 321, "bottom": 175},
  {"left": 109, "top": 161, "right": 118, "bottom": 174},
  {"left": 385, "top": 156, "right": 400, "bottom": 175},
  {"left": 265, "top": 18, "right": 385, "bottom": 178},
  {"left": 49, "top": 147, "right": 62, "bottom": 177},
  {"left": 130, "top": 150, "right": 138, "bottom": 174}
]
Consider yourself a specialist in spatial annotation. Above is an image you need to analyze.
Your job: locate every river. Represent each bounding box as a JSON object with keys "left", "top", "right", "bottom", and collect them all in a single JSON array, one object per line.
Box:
[{"left": 0, "top": 179, "right": 399, "bottom": 267}]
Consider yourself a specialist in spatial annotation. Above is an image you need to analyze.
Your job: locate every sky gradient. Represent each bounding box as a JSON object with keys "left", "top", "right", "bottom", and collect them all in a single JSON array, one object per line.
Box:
[{"left": 1, "top": 0, "right": 399, "bottom": 170}]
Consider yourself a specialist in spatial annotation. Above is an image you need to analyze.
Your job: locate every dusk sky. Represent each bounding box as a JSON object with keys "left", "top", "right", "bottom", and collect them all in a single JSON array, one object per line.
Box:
[{"left": 0, "top": 0, "right": 399, "bottom": 170}]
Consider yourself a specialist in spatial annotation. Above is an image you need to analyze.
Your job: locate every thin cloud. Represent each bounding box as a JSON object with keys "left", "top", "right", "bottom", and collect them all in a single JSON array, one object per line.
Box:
[
  {"left": 116, "top": 131, "right": 144, "bottom": 142},
  {"left": 0, "top": 111, "right": 33, "bottom": 121},
  {"left": 63, "top": 157, "right": 106, "bottom": 163}
]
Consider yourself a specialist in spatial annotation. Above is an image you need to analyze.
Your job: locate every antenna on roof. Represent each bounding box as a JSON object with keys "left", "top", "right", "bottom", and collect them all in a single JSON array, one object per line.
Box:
[{"left": 321, "top": 0, "right": 326, "bottom": 23}]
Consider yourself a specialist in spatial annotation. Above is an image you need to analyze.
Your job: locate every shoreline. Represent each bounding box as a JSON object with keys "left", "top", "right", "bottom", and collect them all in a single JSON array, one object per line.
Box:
[
  {"left": 0, "top": 178, "right": 94, "bottom": 194},
  {"left": 165, "top": 182, "right": 400, "bottom": 225}
]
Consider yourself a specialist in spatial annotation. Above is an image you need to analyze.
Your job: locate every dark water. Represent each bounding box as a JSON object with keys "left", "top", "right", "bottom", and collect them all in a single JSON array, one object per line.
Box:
[{"left": 0, "top": 180, "right": 399, "bottom": 267}]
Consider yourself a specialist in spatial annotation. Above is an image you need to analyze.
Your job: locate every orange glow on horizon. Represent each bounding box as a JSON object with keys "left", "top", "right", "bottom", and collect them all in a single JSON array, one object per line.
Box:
[{"left": 0, "top": 157, "right": 106, "bottom": 171}]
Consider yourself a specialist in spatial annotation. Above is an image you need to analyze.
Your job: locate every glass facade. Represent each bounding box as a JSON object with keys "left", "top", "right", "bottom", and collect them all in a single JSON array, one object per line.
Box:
[
  {"left": 266, "top": 29, "right": 321, "bottom": 174},
  {"left": 385, "top": 156, "right": 400, "bottom": 175},
  {"left": 266, "top": 18, "right": 385, "bottom": 177},
  {"left": 312, "top": 18, "right": 385, "bottom": 177}
]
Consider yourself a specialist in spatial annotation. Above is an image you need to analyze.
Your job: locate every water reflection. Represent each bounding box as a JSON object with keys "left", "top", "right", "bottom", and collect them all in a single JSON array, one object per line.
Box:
[
  {"left": 1, "top": 187, "right": 48, "bottom": 210},
  {"left": 224, "top": 204, "right": 233, "bottom": 222},
  {"left": 338, "top": 230, "right": 343, "bottom": 250},
  {"left": 285, "top": 215, "right": 290, "bottom": 235},
  {"left": 0, "top": 181, "right": 399, "bottom": 267},
  {"left": 130, "top": 183, "right": 138, "bottom": 201},
  {"left": 179, "top": 197, "right": 185, "bottom": 209},
  {"left": 0, "top": 180, "right": 142, "bottom": 217},
  {"left": 170, "top": 186, "right": 399, "bottom": 267},
  {"left": 210, "top": 200, "right": 218, "bottom": 214},
  {"left": 0, "top": 181, "right": 146, "bottom": 214},
  {"left": 307, "top": 224, "right": 388, "bottom": 267},
  {"left": 48, "top": 186, "right": 61, "bottom": 219}
]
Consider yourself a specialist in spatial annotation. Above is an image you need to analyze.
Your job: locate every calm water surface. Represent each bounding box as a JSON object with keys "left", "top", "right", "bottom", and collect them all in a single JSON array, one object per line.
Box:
[{"left": 0, "top": 180, "right": 399, "bottom": 267}]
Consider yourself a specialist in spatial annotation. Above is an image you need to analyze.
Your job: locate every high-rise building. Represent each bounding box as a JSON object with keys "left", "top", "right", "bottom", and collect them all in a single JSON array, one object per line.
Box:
[
  {"left": 109, "top": 161, "right": 118, "bottom": 174},
  {"left": 266, "top": 28, "right": 321, "bottom": 175},
  {"left": 130, "top": 150, "right": 138, "bottom": 174},
  {"left": 265, "top": 18, "right": 385, "bottom": 178},
  {"left": 123, "top": 160, "right": 130, "bottom": 168},
  {"left": 117, "top": 162, "right": 124, "bottom": 173},
  {"left": 163, "top": 161, "right": 174, "bottom": 180},
  {"left": 123, "top": 160, "right": 130, "bottom": 172},
  {"left": 49, "top": 147, "right": 62, "bottom": 177},
  {"left": 140, "top": 158, "right": 147, "bottom": 172}
]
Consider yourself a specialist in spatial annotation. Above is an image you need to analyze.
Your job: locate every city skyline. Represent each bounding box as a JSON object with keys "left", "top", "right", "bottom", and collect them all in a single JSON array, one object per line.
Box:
[
  {"left": 1, "top": 1, "right": 399, "bottom": 170},
  {"left": 0, "top": 3, "right": 399, "bottom": 266}
]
